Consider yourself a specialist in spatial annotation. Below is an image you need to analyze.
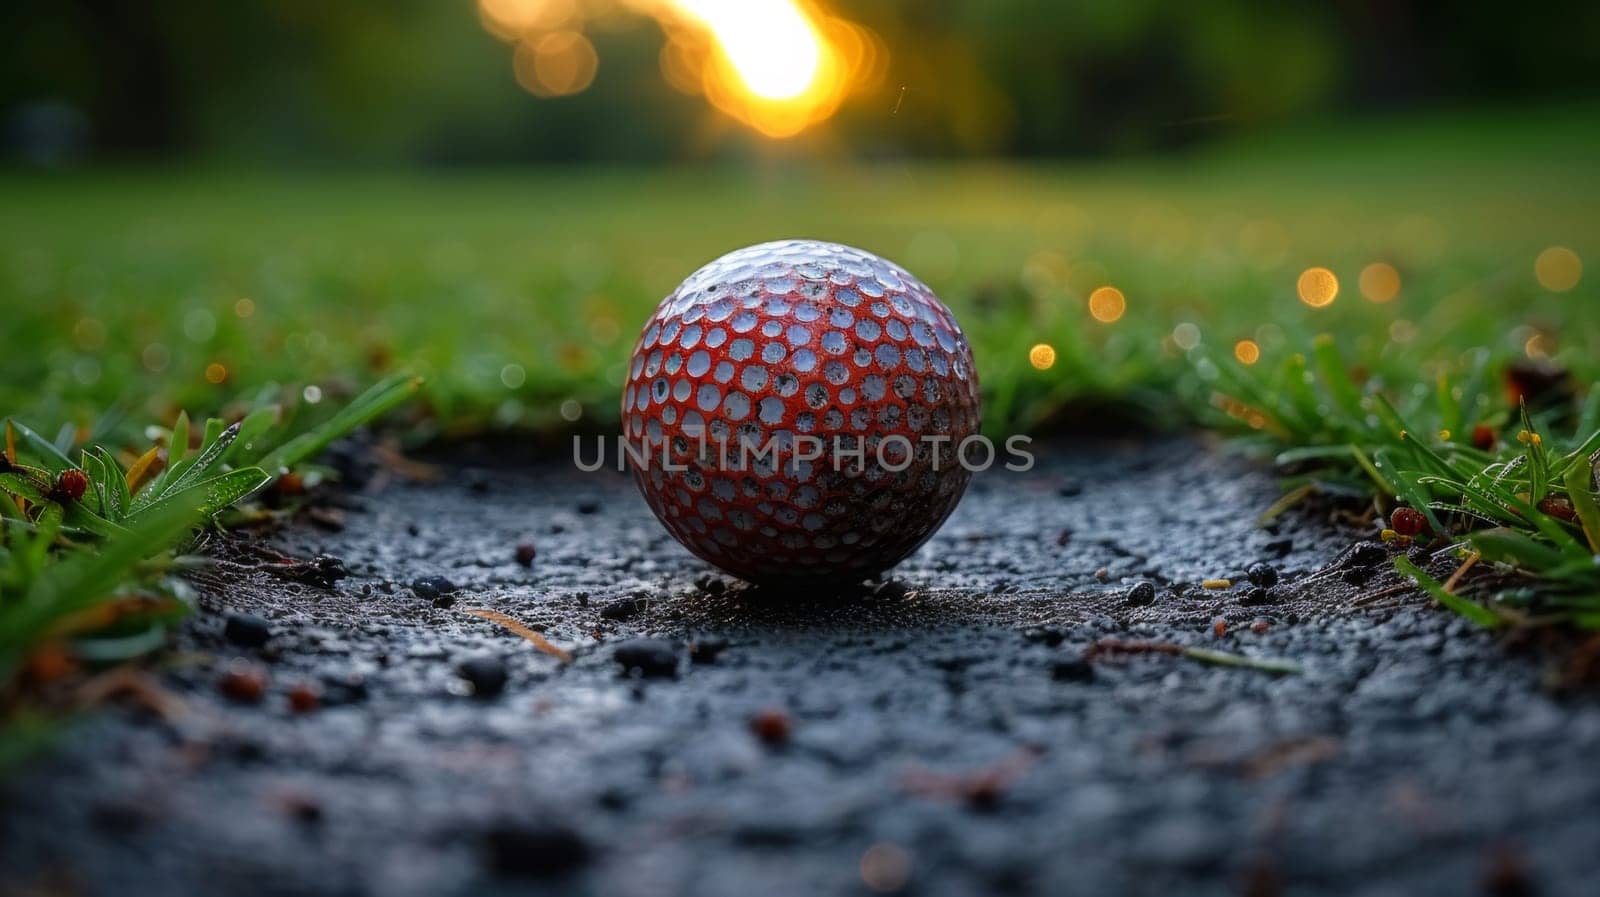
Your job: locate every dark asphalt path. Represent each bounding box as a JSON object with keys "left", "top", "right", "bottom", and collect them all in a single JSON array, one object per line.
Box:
[{"left": 4, "top": 439, "right": 1597, "bottom": 897}]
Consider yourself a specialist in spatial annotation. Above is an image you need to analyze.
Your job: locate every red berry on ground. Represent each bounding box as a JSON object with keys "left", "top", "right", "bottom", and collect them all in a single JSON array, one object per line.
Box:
[
  {"left": 219, "top": 663, "right": 267, "bottom": 703},
  {"left": 1391, "top": 507, "right": 1427, "bottom": 537},
  {"left": 1471, "top": 424, "right": 1496, "bottom": 451},
  {"left": 514, "top": 543, "right": 538, "bottom": 566},
  {"left": 53, "top": 469, "right": 89, "bottom": 502},
  {"left": 622, "top": 240, "right": 981, "bottom": 584},
  {"left": 1538, "top": 496, "right": 1577, "bottom": 521},
  {"left": 287, "top": 682, "right": 321, "bottom": 713},
  {"left": 750, "top": 708, "right": 792, "bottom": 745}
]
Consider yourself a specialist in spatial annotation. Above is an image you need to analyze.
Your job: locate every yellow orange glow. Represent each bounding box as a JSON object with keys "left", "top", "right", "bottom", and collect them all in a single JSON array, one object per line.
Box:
[
  {"left": 1297, "top": 267, "right": 1339, "bottom": 308},
  {"left": 1358, "top": 262, "right": 1400, "bottom": 303},
  {"left": 515, "top": 31, "right": 598, "bottom": 97},
  {"left": 204, "top": 363, "right": 229, "bottom": 385},
  {"left": 1234, "top": 339, "right": 1260, "bottom": 365},
  {"left": 480, "top": 0, "right": 579, "bottom": 38},
  {"left": 480, "top": 0, "right": 881, "bottom": 138},
  {"left": 1028, "top": 343, "right": 1057, "bottom": 370},
  {"left": 1535, "top": 246, "right": 1582, "bottom": 292},
  {"left": 671, "top": 0, "right": 818, "bottom": 99},
  {"left": 234, "top": 297, "right": 255, "bottom": 318},
  {"left": 1087, "top": 286, "right": 1126, "bottom": 323}
]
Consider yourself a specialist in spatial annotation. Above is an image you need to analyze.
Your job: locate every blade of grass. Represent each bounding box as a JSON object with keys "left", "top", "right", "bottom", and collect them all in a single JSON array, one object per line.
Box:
[
  {"left": 1564, "top": 457, "right": 1600, "bottom": 554},
  {"left": 3, "top": 420, "right": 74, "bottom": 473},
  {"left": 156, "top": 422, "right": 241, "bottom": 499},
  {"left": 0, "top": 499, "right": 205, "bottom": 677},
  {"left": 461, "top": 607, "right": 573, "bottom": 663},
  {"left": 1181, "top": 646, "right": 1303, "bottom": 675},
  {"left": 257, "top": 373, "right": 422, "bottom": 474},
  {"left": 122, "top": 468, "right": 270, "bottom": 530},
  {"left": 1394, "top": 555, "right": 1503, "bottom": 628}
]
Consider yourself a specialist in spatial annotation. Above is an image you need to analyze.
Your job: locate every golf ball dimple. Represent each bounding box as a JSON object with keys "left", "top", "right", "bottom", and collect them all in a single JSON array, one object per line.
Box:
[{"left": 623, "top": 239, "right": 981, "bottom": 584}]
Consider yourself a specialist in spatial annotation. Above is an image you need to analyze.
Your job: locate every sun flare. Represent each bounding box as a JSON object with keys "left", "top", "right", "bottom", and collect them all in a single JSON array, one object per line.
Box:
[
  {"left": 479, "top": 0, "right": 883, "bottom": 138},
  {"left": 670, "top": 0, "right": 821, "bottom": 101}
]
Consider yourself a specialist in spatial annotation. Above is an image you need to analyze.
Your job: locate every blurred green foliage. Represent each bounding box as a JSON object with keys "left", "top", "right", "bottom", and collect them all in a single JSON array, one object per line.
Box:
[{"left": 3, "top": 1, "right": 1598, "bottom": 163}]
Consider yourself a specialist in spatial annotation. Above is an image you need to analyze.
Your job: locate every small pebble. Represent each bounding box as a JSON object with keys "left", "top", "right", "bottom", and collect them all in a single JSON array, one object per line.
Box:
[
  {"left": 1023, "top": 627, "right": 1065, "bottom": 646},
  {"left": 298, "top": 555, "right": 349, "bottom": 589},
  {"left": 458, "top": 655, "right": 508, "bottom": 697},
  {"left": 514, "top": 543, "right": 538, "bottom": 566},
  {"left": 1052, "top": 659, "right": 1095, "bottom": 682},
  {"left": 1341, "top": 542, "right": 1387, "bottom": 569},
  {"left": 1093, "top": 567, "right": 1110, "bottom": 582},
  {"left": 319, "top": 671, "right": 369, "bottom": 706},
  {"left": 223, "top": 612, "right": 272, "bottom": 648},
  {"left": 1212, "top": 619, "right": 1228, "bottom": 637},
  {"left": 279, "top": 793, "right": 324, "bottom": 825},
  {"left": 1341, "top": 566, "right": 1376, "bottom": 586},
  {"left": 750, "top": 708, "right": 792, "bottom": 745},
  {"left": 1240, "top": 587, "right": 1275, "bottom": 607},
  {"left": 287, "top": 682, "right": 320, "bottom": 713},
  {"left": 600, "top": 595, "right": 646, "bottom": 620},
  {"left": 1263, "top": 538, "right": 1294, "bottom": 557},
  {"left": 687, "top": 634, "right": 729, "bottom": 664},
  {"left": 412, "top": 576, "right": 457, "bottom": 601},
  {"left": 1246, "top": 562, "right": 1279, "bottom": 588},
  {"left": 1250, "top": 619, "right": 1271, "bottom": 634},
  {"left": 613, "top": 638, "right": 679, "bottom": 678},
  {"left": 1126, "top": 581, "right": 1157, "bottom": 606},
  {"left": 219, "top": 663, "right": 267, "bottom": 703},
  {"left": 1482, "top": 842, "right": 1536, "bottom": 897},
  {"left": 483, "top": 822, "right": 590, "bottom": 879}
]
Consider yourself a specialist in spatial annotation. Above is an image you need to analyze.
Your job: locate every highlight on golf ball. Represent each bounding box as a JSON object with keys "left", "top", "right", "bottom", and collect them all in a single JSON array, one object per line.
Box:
[{"left": 622, "top": 239, "right": 981, "bottom": 584}]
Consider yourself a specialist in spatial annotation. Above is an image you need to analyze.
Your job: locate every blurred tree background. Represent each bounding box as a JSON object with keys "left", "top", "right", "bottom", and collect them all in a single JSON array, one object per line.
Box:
[{"left": 4, "top": 0, "right": 1597, "bottom": 166}]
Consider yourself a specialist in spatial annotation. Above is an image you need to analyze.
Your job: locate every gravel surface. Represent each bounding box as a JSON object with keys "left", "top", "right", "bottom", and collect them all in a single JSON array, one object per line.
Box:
[{"left": 3, "top": 438, "right": 1598, "bottom": 897}]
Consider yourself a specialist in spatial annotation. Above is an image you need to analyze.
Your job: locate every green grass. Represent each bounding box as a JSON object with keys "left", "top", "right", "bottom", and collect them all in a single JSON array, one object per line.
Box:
[
  {"left": 1, "top": 374, "right": 420, "bottom": 704},
  {"left": 4, "top": 105, "right": 1595, "bottom": 437},
  {"left": 0, "top": 101, "right": 1597, "bottom": 675}
]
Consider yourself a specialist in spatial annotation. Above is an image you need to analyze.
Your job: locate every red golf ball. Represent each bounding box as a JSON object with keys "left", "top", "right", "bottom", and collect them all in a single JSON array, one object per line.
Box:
[{"left": 623, "top": 240, "right": 981, "bottom": 584}]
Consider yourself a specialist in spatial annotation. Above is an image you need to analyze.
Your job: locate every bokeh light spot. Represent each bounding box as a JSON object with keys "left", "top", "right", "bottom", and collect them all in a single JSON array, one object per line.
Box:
[
  {"left": 1172, "top": 322, "right": 1201, "bottom": 351},
  {"left": 1028, "top": 343, "right": 1057, "bottom": 370},
  {"left": 1358, "top": 262, "right": 1400, "bottom": 303},
  {"left": 514, "top": 30, "right": 598, "bottom": 97},
  {"left": 1234, "top": 339, "right": 1260, "bottom": 365},
  {"left": 234, "top": 297, "right": 256, "bottom": 318},
  {"left": 204, "top": 363, "right": 229, "bottom": 385},
  {"left": 1535, "top": 246, "right": 1582, "bottom": 292},
  {"left": 1087, "top": 286, "right": 1126, "bottom": 323},
  {"left": 1297, "top": 267, "right": 1339, "bottom": 307}
]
